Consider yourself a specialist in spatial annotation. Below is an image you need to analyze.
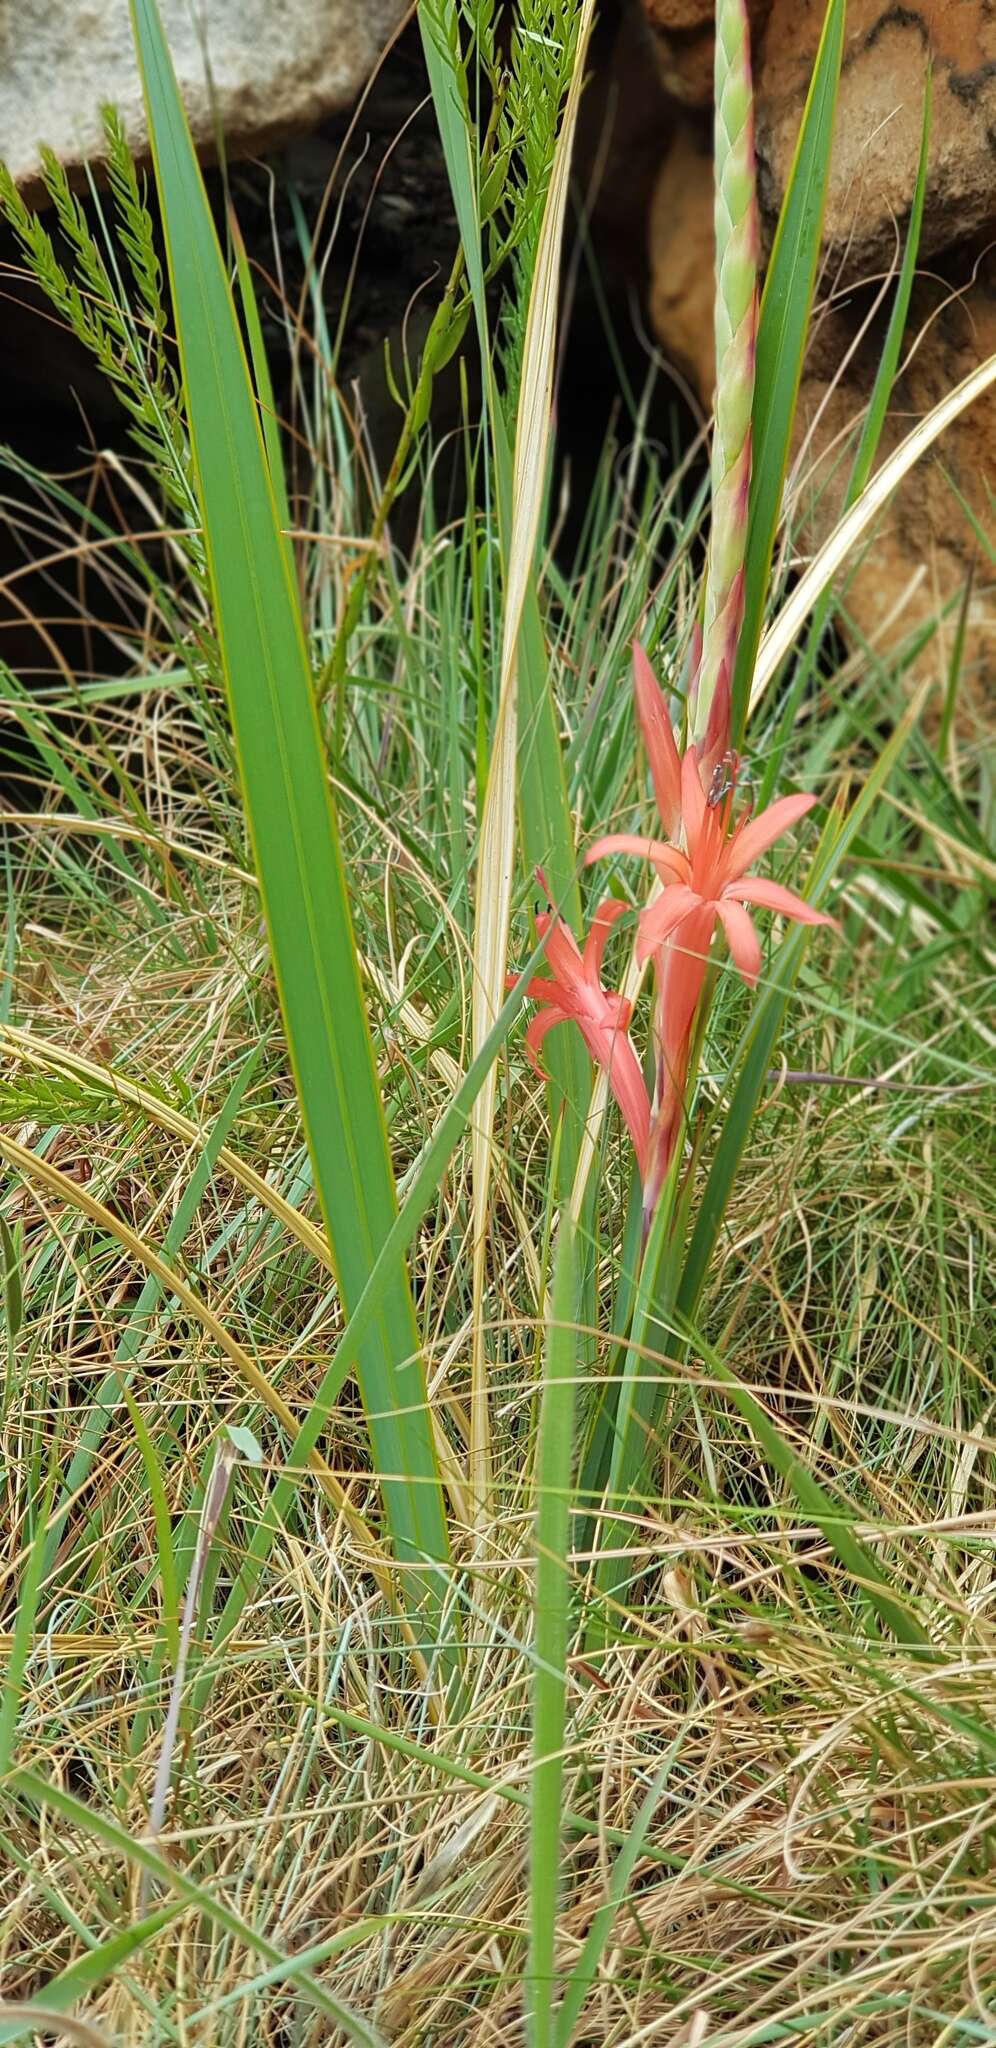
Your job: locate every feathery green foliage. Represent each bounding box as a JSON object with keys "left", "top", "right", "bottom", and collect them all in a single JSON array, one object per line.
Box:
[{"left": 0, "top": 110, "right": 194, "bottom": 530}]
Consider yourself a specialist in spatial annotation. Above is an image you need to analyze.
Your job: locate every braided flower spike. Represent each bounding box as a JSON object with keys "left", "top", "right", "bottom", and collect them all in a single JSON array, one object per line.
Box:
[
  {"left": 514, "top": 874, "right": 650, "bottom": 1180},
  {"left": 692, "top": 0, "right": 760, "bottom": 747}
]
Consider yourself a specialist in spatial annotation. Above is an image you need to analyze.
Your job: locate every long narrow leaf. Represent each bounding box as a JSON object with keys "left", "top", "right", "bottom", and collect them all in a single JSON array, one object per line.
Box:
[
  {"left": 44, "top": 1046, "right": 260, "bottom": 1582},
  {"left": 750, "top": 352, "right": 996, "bottom": 717},
  {"left": 0, "top": 1909, "right": 180, "bottom": 2048},
  {"left": 758, "top": 80, "right": 933, "bottom": 806},
  {"left": 191, "top": 934, "right": 549, "bottom": 1712},
  {"left": 552, "top": 1734, "right": 682, "bottom": 2048},
  {"left": 7, "top": 1770, "right": 387, "bottom": 2048},
  {"left": 680, "top": 1321, "right": 929, "bottom": 1648},
  {"left": 589, "top": 686, "right": 935, "bottom": 1640},
  {"left": 128, "top": 0, "right": 450, "bottom": 1627},
  {"left": 731, "top": 0, "right": 846, "bottom": 735},
  {"left": 466, "top": 0, "right": 595, "bottom": 1515},
  {"left": 528, "top": 1218, "right": 579, "bottom": 2048},
  {"left": 0, "top": 1471, "right": 55, "bottom": 1779}
]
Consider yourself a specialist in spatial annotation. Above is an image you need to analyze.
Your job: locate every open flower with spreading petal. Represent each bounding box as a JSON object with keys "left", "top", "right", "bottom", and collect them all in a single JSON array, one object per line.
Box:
[
  {"left": 514, "top": 877, "right": 650, "bottom": 1178},
  {"left": 588, "top": 647, "right": 836, "bottom": 1014}
]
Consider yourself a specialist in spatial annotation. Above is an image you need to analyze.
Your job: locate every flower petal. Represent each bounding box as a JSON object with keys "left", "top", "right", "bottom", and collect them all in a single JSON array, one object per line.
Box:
[
  {"left": 680, "top": 744, "right": 707, "bottom": 861},
  {"left": 520, "top": 974, "right": 561, "bottom": 1003},
  {"left": 715, "top": 897, "right": 762, "bottom": 986},
  {"left": 590, "top": 1025, "right": 650, "bottom": 1176},
  {"left": 635, "top": 883, "right": 703, "bottom": 963},
  {"left": 730, "top": 876, "right": 837, "bottom": 926},
  {"left": 541, "top": 910, "right": 586, "bottom": 995},
  {"left": 582, "top": 896, "right": 629, "bottom": 981},
  {"left": 587, "top": 833, "right": 689, "bottom": 885},
  {"left": 525, "top": 1005, "right": 567, "bottom": 1073},
  {"left": 725, "top": 792, "right": 816, "bottom": 880},
  {"left": 654, "top": 904, "right": 716, "bottom": 1065},
  {"left": 633, "top": 640, "right": 682, "bottom": 837}
]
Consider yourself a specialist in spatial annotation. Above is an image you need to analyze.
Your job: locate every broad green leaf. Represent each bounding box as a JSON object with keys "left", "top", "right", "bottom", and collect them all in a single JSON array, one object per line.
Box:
[{"left": 128, "top": 0, "right": 450, "bottom": 1630}]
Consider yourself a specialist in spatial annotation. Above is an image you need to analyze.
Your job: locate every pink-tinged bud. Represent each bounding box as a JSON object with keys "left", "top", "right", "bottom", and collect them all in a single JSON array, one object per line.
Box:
[{"left": 697, "top": 655, "right": 732, "bottom": 785}]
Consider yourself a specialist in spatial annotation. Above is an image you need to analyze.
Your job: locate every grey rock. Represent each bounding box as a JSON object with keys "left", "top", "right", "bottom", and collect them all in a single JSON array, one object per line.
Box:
[{"left": 0, "top": 0, "right": 408, "bottom": 194}]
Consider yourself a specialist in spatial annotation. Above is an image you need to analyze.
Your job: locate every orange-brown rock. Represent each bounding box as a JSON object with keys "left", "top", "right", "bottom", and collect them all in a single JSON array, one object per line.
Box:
[
  {"left": 792, "top": 273, "right": 995, "bottom": 721},
  {"left": 757, "top": 1, "right": 996, "bottom": 273},
  {"left": 647, "top": 119, "right": 995, "bottom": 716},
  {"left": 648, "top": 121, "right": 716, "bottom": 396},
  {"left": 642, "top": 0, "right": 773, "bottom": 106}
]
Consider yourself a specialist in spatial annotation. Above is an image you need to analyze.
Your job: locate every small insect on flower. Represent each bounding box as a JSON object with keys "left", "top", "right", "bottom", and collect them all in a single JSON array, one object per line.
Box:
[{"left": 511, "top": 871, "right": 651, "bottom": 1177}]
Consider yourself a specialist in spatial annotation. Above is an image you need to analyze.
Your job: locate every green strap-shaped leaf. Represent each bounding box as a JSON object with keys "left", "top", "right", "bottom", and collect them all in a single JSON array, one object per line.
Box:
[
  {"left": 528, "top": 1217, "right": 579, "bottom": 2048},
  {"left": 732, "top": 0, "right": 846, "bottom": 737},
  {"left": 128, "top": 0, "right": 450, "bottom": 1624}
]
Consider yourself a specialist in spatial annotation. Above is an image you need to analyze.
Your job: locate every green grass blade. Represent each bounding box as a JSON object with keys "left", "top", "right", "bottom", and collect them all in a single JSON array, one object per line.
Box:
[
  {"left": 193, "top": 939, "right": 545, "bottom": 1708},
  {"left": 44, "top": 1046, "right": 259, "bottom": 1581},
  {"left": 680, "top": 1322, "right": 929, "bottom": 1648},
  {"left": 677, "top": 685, "right": 929, "bottom": 1324},
  {"left": 128, "top": 0, "right": 450, "bottom": 1621},
  {"left": 419, "top": 0, "right": 489, "bottom": 355},
  {"left": 732, "top": 0, "right": 846, "bottom": 737},
  {"left": 0, "top": 1907, "right": 181, "bottom": 2047},
  {"left": 758, "top": 76, "right": 932, "bottom": 807},
  {"left": 0, "top": 1471, "right": 55, "bottom": 1779},
  {"left": 937, "top": 561, "right": 974, "bottom": 761},
  {"left": 590, "top": 688, "right": 934, "bottom": 1642},
  {"left": 421, "top": 0, "right": 589, "bottom": 1198},
  {"left": 848, "top": 80, "right": 931, "bottom": 500},
  {"left": 528, "top": 1217, "right": 579, "bottom": 2046},
  {"left": 121, "top": 1381, "right": 180, "bottom": 1667},
  {"left": 552, "top": 1733, "right": 682, "bottom": 2048},
  {"left": 7, "top": 1770, "right": 388, "bottom": 2048}
]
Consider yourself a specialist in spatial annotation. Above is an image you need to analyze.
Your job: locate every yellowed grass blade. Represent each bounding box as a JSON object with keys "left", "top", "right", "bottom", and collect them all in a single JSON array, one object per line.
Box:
[
  {"left": 750, "top": 351, "right": 996, "bottom": 715},
  {"left": 468, "top": 0, "right": 596, "bottom": 1525}
]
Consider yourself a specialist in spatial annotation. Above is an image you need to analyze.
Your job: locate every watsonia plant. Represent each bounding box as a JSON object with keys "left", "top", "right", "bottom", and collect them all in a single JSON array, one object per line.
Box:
[
  {"left": 504, "top": 0, "right": 939, "bottom": 1644},
  {"left": 2, "top": 0, "right": 993, "bottom": 2036}
]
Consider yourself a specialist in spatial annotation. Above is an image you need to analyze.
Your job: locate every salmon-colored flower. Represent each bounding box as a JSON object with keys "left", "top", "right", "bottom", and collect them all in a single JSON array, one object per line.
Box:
[
  {"left": 586, "top": 643, "right": 835, "bottom": 1219},
  {"left": 589, "top": 653, "right": 835, "bottom": 1004},
  {"left": 515, "top": 876, "right": 650, "bottom": 1177}
]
